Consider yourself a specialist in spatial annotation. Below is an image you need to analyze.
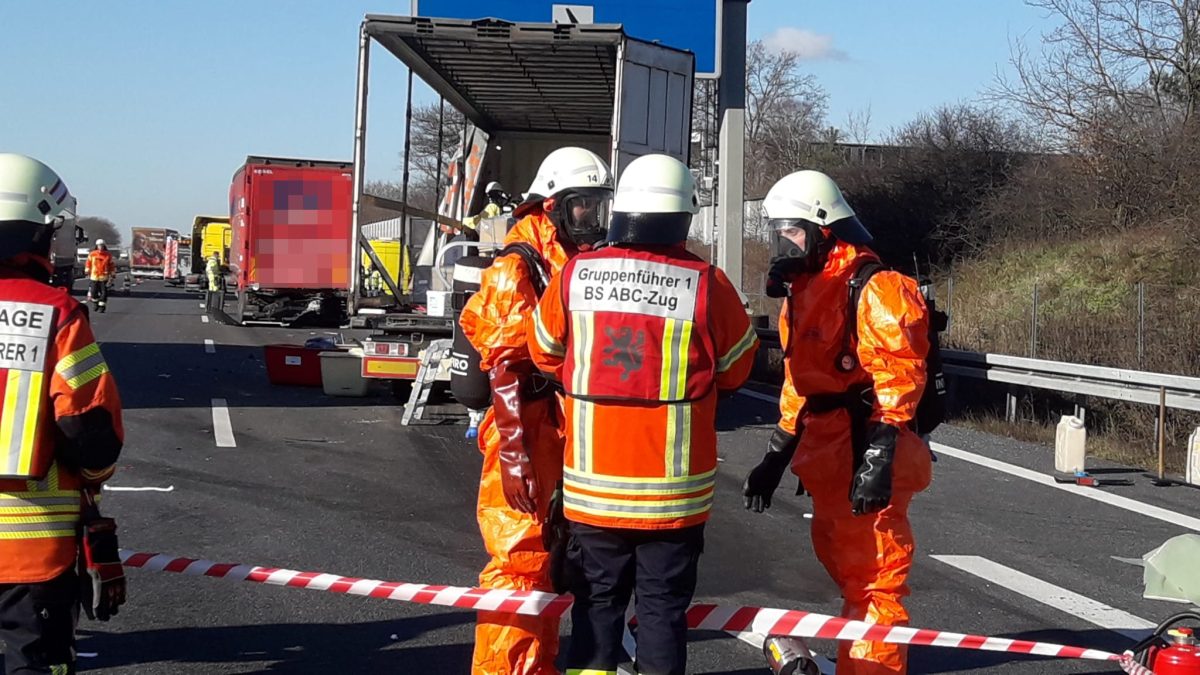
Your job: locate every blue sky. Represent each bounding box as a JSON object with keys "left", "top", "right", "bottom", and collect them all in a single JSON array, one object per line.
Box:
[{"left": 0, "top": 1, "right": 1053, "bottom": 240}]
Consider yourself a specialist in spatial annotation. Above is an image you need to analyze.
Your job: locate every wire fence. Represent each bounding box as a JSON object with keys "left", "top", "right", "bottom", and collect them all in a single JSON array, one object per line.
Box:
[{"left": 932, "top": 277, "right": 1200, "bottom": 377}]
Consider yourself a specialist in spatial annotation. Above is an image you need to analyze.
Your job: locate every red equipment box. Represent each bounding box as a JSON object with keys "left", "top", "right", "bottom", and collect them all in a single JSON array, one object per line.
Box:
[{"left": 264, "top": 344, "right": 329, "bottom": 387}]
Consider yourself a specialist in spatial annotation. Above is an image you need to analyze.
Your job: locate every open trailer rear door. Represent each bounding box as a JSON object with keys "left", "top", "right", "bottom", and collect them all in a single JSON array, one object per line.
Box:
[{"left": 612, "top": 37, "right": 694, "bottom": 177}]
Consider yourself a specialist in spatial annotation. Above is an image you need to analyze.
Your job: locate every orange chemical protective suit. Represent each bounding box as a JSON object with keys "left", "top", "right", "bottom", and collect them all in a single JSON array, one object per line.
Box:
[
  {"left": 777, "top": 241, "right": 932, "bottom": 675},
  {"left": 459, "top": 209, "right": 572, "bottom": 675}
]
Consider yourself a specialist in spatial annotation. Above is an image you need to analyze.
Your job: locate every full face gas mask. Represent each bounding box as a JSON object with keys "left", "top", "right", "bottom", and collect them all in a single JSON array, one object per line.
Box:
[
  {"left": 549, "top": 187, "right": 613, "bottom": 249},
  {"left": 769, "top": 218, "right": 830, "bottom": 275}
]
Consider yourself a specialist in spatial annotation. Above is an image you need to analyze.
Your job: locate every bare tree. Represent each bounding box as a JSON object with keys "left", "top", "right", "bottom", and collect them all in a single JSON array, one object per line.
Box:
[
  {"left": 845, "top": 105, "right": 874, "bottom": 144},
  {"left": 743, "top": 41, "right": 829, "bottom": 195},
  {"left": 408, "top": 101, "right": 467, "bottom": 191},
  {"left": 77, "top": 217, "right": 121, "bottom": 248},
  {"left": 824, "top": 103, "right": 1035, "bottom": 265},
  {"left": 690, "top": 40, "right": 830, "bottom": 200},
  {"left": 995, "top": 0, "right": 1200, "bottom": 147}
]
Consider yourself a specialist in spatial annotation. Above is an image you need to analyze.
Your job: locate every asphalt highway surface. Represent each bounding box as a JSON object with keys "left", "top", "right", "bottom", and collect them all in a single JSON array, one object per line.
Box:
[{"left": 7, "top": 281, "right": 1197, "bottom": 674}]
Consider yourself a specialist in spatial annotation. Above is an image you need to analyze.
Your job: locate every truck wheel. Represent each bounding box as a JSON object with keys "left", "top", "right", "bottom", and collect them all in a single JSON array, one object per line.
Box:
[
  {"left": 235, "top": 291, "right": 247, "bottom": 324},
  {"left": 391, "top": 380, "right": 414, "bottom": 401}
]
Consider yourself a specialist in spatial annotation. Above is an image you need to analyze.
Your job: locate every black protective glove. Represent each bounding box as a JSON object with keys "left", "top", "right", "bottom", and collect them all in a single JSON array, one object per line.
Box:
[
  {"left": 765, "top": 256, "right": 802, "bottom": 298},
  {"left": 78, "top": 494, "right": 126, "bottom": 621},
  {"left": 490, "top": 360, "right": 539, "bottom": 515},
  {"left": 743, "top": 426, "right": 801, "bottom": 512},
  {"left": 850, "top": 423, "right": 898, "bottom": 516}
]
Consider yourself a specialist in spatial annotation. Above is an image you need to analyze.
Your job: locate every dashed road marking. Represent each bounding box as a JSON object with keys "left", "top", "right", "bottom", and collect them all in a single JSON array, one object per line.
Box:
[
  {"left": 212, "top": 398, "right": 236, "bottom": 448},
  {"left": 204, "top": 339, "right": 216, "bottom": 354},
  {"left": 202, "top": 315, "right": 210, "bottom": 323}
]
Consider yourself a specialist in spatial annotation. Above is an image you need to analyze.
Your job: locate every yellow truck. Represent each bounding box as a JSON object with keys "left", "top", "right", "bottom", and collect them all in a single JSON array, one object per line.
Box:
[
  {"left": 360, "top": 239, "right": 409, "bottom": 296},
  {"left": 186, "top": 216, "right": 231, "bottom": 290}
]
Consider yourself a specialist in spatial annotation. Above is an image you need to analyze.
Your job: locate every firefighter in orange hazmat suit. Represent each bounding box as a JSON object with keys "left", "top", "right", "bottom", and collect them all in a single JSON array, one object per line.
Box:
[
  {"left": 742, "top": 170, "right": 932, "bottom": 675},
  {"left": 529, "top": 154, "right": 759, "bottom": 675},
  {"left": 459, "top": 147, "right": 614, "bottom": 675}
]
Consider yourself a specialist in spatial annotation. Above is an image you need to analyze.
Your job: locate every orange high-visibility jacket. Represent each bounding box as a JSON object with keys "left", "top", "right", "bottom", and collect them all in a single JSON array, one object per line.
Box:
[
  {"left": 0, "top": 268, "right": 123, "bottom": 583},
  {"left": 530, "top": 245, "right": 758, "bottom": 530},
  {"left": 85, "top": 249, "right": 115, "bottom": 282}
]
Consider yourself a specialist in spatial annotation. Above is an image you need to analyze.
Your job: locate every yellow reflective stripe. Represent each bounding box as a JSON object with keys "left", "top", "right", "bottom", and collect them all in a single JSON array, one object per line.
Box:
[
  {"left": 568, "top": 311, "right": 595, "bottom": 472},
  {"left": 571, "top": 312, "right": 595, "bottom": 396},
  {"left": 665, "top": 402, "right": 679, "bottom": 478},
  {"left": 0, "top": 509, "right": 80, "bottom": 537},
  {"left": 0, "top": 528, "right": 77, "bottom": 540},
  {"left": 55, "top": 342, "right": 99, "bottom": 372},
  {"left": 659, "top": 319, "right": 693, "bottom": 403},
  {"left": 0, "top": 513, "right": 79, "bottom": 525},
  {"left": 566, "top": 670, "right": 618, "bottom": 675},
  {"left": 675, "top": 321, "right": 691, "bottom": 397},
  {"left": 0, "top": 504, "right": 79, "bottom": 515},
  {"left": 1, "top": 371, "right": 42, "bottom": 478},
  {"left": 659, "top": 319, "right": 678, "bottom": 399},
  {"left": 572, "top": 397, "right": 594, "bottom": 473},
  {"left": 1, "top": 371, "right": 22, "bottom": 475},
  {"left": 564, "top": 493, "right": 714, "bottom": 520},
  {"left": 664, "top": 402, "right": 692, "bottom": 478},
  {"left": 18, "top": 372, "right": 42, "bottom": 476},
  {"left": 564, "top": 479, "right": 714, "bottom": 498},
  {"left": 65, "top": 362, "right": 108, "bottom": 390},
  {"left": 0, "top": 488, "right": 78, "bottom": 500},
  {"left": 533, "top": 310, "right": 565, "bottom": 357},
  {"left": 564, "top": 466, "right": 715, "bottom": 486},
  {"left": 563, "top": 489, "right": 713, "bottom": 509},
  {"left": 56, "top": 342, "right": 110, "bottom": 390},
  {"left": 24, "top": 461, "right": 61, "bottom": 492},
  {"left": 718, "top": 325, "right": 758, "bottom": 373},
  {"left": 51, "top": 665, "right": 71, "bottom": 675}
]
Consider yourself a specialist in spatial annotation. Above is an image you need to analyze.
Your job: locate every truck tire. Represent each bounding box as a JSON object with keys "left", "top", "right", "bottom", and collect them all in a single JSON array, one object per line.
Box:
[{"left": 235, "top": 290, "right": 248, "bottom": 325}]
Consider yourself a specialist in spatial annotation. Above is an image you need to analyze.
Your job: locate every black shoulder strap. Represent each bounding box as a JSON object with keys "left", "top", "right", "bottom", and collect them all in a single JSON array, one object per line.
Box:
[
  {"left": 836, "top": 260, "right": 886, "bottom": 372},
  {"left": 498, "top": 242, "right": 549, "bottom": 298}
]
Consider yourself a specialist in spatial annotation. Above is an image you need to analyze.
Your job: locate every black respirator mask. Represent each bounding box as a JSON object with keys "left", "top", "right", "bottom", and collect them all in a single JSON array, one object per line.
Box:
[
  {"left": 550, "top": 188, "right": 612, "bottom": 249},
  {"left": 770, "top": 218, "right": 832, "bottom": 274}
]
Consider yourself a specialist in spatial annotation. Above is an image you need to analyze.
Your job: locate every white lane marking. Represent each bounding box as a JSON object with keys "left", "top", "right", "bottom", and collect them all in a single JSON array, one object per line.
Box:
[
  {"left": 931, "top": 442, "right": 1200, "bottom": 533},
  {"left": 102, "top": 485, "right": 175, "bottom": 493},
  {"left": 212, "top": 398, "right": 236, "bottom": 448},
  {"left": 931, "top": 555, "right": 1155, "bottom": 640},
  {"left": 201, "top": 315, "right": 210, "bottom": 323},
  {"left": 731, "top": 631, "right": 836, "bottom": 674},
  {"left": 204, "top": 339, "right": 216, "bottom": 353},
  {"left": 739, "top": 388, "right": 779, "bottom": 404}
]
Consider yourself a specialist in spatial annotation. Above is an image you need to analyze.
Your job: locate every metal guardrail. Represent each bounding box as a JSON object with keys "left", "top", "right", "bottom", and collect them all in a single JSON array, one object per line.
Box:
[
  {"left": 941, "top": 349, "right": 1200, "bottom": 413},
  {"left": 753, "top": 328, "right": 1200, "bottom": 412}
]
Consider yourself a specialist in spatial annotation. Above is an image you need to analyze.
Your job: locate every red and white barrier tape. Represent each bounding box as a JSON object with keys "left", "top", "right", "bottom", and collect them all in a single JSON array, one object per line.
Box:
[
  {"left": 120, "top": 551, "right": 574, "bottom": 618},
  {"left": 1119, "top": 652, "right": 1157, "bottom": 675},
  {"left": 120, "top": 551, "right": 1148, "bottom": 670}
]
